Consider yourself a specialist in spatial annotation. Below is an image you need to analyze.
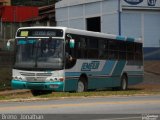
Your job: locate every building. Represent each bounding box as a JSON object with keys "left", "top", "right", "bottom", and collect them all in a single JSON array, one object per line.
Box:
[
  {"left": 0, "top": 0, "right": 11, "bottom": 6},
  {"left": 24, "top": 4, "right": 56, "bottom": 27},
  {"left": 0, "top": 6, "right": 38, "bottom": 50},
  {"left": 55, "top": 0, "right": 160, "bottom": 60}
]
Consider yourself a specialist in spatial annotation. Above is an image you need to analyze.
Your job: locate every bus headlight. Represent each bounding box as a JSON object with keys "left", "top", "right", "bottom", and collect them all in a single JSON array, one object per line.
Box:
[
  {"left": 13, "top": 76, "right": 26, "bottom": 81},
  {"left": 46, "top": 77, "right": 64, "bottom": 82}
]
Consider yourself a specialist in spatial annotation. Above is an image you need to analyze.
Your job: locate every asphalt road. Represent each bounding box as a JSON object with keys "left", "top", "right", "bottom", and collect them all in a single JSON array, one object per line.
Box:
[{"left": 0, "top": 95, "right": 160, "bottom": 120}]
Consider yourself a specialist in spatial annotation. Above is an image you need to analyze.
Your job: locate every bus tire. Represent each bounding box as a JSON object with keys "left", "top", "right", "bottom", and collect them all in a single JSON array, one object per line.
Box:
[
  {"left": 120, "top": 74, "right": 128, "bottom": 90},
  {"left": 77, "top": 77, "right": 87, "bottom": 92},
  {"left": 31, "top": 90, "right": 52, "bottom": 96}
]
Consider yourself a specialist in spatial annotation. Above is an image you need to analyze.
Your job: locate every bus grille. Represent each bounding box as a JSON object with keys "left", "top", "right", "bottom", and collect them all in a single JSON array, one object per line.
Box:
[
  {"left": 20, "top": 72, "right": 35, "bottom": 76},
  {"left": 20, "top": 72, "right": 52, "bottom": 82},
  {"left": 36, "top": 73, "right": 52, "bottom": 76},
  {"left": 20, "top": 72, "right": 52, "bottom": 77}
]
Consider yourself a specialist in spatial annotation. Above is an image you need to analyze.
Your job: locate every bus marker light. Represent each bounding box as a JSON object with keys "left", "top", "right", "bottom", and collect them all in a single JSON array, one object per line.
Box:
[{"left": 59, "top": 77, "right": 64, "bottom": 82}]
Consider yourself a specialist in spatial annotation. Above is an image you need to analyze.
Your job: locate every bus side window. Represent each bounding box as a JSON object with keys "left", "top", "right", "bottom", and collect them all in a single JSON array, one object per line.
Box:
[
  {"left": 79, "top": 38, "right": 86, "bottom": 48},
  {"left": 98, "top": 39, "right": 108, "bottom": 59},
  {"left": 76, "top": 37, "right": 87, "bottom": 58},
  {"left": 108, "top": 40, "right": 119, "bottom": 60},
  {"left": 119, "top": 41, "right": 126, "bottom": 60},
  {"left": 86, "top": 37, "right": 99, "bottom": 59},
  {"left": 126, "top": 42, "right": 135, "bottom": 61}
]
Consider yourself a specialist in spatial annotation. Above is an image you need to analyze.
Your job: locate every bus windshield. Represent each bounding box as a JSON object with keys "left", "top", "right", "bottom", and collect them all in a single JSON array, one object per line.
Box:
[{"left": 14, "top": 38, "right": 64, "bottom": 70}]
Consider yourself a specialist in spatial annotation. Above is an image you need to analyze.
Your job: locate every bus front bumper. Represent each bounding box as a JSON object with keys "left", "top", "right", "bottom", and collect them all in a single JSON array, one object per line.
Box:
[{"left": 11, "top": 80, "right": 64, "bottom": 92}]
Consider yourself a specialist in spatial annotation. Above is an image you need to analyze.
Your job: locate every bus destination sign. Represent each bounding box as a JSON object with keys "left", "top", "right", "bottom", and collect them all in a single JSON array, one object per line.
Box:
[{"left": 17, "top": 29, "right": 63, "bottom": 37}]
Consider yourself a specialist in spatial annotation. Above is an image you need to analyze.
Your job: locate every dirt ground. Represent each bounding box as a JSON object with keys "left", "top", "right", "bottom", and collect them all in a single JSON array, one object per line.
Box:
[
  {"left": 144, "top": 61, "right": 160, "bottom": 74},
  {"left": 131, "top": 61, "right": 160, "bottom": 91}
]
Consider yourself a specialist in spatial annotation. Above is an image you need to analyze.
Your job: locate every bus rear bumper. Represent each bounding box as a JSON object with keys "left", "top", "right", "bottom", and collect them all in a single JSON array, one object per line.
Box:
[{"left": 11, "top": 80, "right": 64, "bottom": 92}]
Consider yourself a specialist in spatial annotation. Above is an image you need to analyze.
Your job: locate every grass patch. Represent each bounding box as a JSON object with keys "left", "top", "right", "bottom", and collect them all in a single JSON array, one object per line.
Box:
[
  {"left": 0, "top": 87, "right": 160, "bottom": 101},
  {"left": 0, "top": 96, "right": 7, "bottom": 100},
  {"left": 37, "top": 88, "right": 160, "bottom": 100},
  {"left": 0, "top": 92, "right": 32, "bottom": 101}
]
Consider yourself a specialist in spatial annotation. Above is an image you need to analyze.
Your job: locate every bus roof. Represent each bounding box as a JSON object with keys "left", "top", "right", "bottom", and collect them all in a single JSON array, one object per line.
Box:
[{"left": 17, "top": 26, "right": 143, "bottom": 43}]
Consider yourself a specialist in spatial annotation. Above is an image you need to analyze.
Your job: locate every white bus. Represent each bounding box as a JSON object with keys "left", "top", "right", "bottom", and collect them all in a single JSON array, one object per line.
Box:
[{"left": 10, "top": 27, "right": 143, "bottom": 95}]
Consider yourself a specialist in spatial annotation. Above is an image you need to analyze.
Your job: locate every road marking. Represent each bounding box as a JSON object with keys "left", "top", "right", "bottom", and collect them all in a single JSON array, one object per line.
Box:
[{"left": 0, "top": 100, "right": 160, "bottom": 112}]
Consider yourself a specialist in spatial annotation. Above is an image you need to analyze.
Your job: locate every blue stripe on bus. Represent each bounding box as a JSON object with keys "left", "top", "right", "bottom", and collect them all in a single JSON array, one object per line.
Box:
[
  {"left": 18, "top": 40, "right": 27, "bottom": 45},
  {"left": 66, "top": 60, "right": 117, "bottom": 78},
  {"left": 18, "top": 40, "right": 36, "bottom": 45},
  {"left": 126, "top": 37, "right": 135, "bottom": 42},
  {"left": 116, "top": 36, "right": 126, "bottom": 41},
  {"left": 101, "top": 60, "right": 116, "bottom": 75},
  {"left": 112, "top": 60, "right": 126, "bottom": 76},
  {"left": 65, "top": 72, "right": 81, "bottom": 77},
  {"left": 28, "top": 40, "right": 36, "bottom": 44},
  {"left": 65, "top": 60, "right": 128, "bottom": 79}
]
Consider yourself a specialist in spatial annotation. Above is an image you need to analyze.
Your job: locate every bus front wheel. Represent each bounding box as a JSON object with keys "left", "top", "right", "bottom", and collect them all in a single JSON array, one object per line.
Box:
[
  {"left": 77, "top": 81, "right": 85, "bottom": 92},
  {"left": 120, "top": 75, "right": 128, "bottom": 90}
]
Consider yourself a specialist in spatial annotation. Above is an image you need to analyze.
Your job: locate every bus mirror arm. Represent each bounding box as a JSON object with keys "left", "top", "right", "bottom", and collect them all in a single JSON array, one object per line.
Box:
[{"left": 7, "top": 39, "right": 15, "bottom": 50}]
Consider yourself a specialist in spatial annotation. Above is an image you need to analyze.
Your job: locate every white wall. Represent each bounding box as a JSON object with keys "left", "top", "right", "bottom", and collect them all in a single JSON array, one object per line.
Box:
[
  {"left": 121, "top": 10, "right": 160, "bottom": 47},
  {"left": 56, "top": 0, "right": 119, "bottom": 34},
  {"left": 56, "top": 0, "right": 160, "bottom": 48}
]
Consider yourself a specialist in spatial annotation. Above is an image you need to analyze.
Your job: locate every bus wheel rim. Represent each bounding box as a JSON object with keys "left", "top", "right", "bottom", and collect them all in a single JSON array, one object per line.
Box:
[
  {"left": 78, "top": 81, "right": 84, "bottom": 92},
  {"left": 122, "top": 78, "right": 126, "bottom": 90}
]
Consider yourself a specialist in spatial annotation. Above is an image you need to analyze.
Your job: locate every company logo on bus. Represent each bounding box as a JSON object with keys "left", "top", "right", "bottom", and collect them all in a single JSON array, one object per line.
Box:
[
  {"left": 81, "top": 61, "right": 100, "bottom": 71},
  {"left": 124, "top": 0, "right": 143, "bottom": 5}
]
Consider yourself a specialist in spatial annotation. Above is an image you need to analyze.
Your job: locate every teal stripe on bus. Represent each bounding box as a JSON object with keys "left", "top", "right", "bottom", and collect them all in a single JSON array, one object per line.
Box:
[
  {"left": 112, "top": 60, "right": 126, "bottom": 76},
  {"left": 111, "top": 60, "right": 126, "bottom": 86},
  {"left": 65, "top": 72, "right": 81, "bottom": 77},
  {"left": 116, "top": 36, "right": 126, "bottom": 41},
  {"left": 65, "top": 60, "right": 117, "bottom": 77},
  {"left": 18, "top": 40, "right": 27, "bottom": 45},
  {"left": 102, "top": 60, "right": 116, "bottom": 75},
  {"left": 126, "top": 37, "right": 135, "bottom": 42}
]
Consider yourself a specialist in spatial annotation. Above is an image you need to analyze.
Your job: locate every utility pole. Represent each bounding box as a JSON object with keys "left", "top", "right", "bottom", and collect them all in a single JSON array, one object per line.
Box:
[
  {"left": 13, "top": 7, "right": 16, "bottom": 39},
  {"left": 118, "top": 0, "right": 121, "bottom": 36}
]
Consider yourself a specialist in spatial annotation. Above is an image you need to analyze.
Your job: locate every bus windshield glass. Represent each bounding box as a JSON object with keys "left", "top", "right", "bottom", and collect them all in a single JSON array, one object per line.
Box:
[{"left": 14, "top": 38, "right": 64, "bottom": 70}]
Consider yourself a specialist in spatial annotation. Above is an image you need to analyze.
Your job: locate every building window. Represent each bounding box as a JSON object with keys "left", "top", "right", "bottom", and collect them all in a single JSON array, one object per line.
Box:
[{"left": 86, "top": 17, "right": 101, "bottom": 32}]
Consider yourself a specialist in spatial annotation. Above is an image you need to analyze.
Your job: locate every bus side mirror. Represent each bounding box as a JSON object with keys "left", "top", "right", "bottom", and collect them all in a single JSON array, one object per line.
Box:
[
  {"left": 6, "top": 39, "right": 15, "bottom": 50},
  {"left": 69, "top": 39, "right": 75, "bottom": 48},
  {"left": 7, "top": 41, "right": 11, "bottom": 50}
]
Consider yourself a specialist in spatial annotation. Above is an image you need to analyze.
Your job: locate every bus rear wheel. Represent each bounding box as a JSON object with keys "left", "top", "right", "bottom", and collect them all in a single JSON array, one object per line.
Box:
[{"left": 120, "top": 75, "right": 128, "bottom": 90}]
